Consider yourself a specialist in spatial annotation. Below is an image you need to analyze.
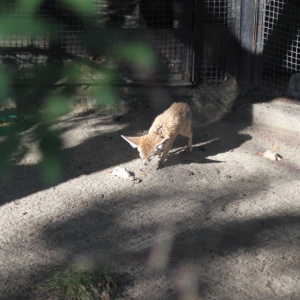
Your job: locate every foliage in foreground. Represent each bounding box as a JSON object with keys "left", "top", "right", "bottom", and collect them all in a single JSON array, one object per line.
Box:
[
  {"left": 36, "top": 266, "right": 117, "bottom": 300},
  {"left": 0, "top": 0, "right": 157, "bottom": 183}
]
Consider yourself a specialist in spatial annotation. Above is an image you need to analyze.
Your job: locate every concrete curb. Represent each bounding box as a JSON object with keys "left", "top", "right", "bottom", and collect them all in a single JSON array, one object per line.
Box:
[{"left": 251, "top": 98, "right": 300, "bottom": 133}]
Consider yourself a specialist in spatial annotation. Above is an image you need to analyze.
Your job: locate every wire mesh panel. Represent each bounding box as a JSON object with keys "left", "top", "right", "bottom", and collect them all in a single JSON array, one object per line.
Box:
[
  {"left": 0, "top": 1, "right": 91, "bottom": 68},
  {"left": 194, "top": 0, "right": 239, "bottom": 85},
  {"left": 0, "top": 0, "right": 193, "bottom": 84},
  {"left": 256, "top": 0, "right": 300, "bottom": 96}
]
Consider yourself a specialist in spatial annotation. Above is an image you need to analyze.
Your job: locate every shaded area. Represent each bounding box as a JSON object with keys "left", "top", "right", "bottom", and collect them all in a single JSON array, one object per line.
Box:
[
  {"left": 258, "top": 0, "right": 300, "bottom": 95},
  {"left": 1, "top": 3, "right": 300, "bottom": 299},
  {"left": 0, "top": 103, "right": 251, "bottom": 205},
  {"left": 2, "top": 0, "right": 299, "bottom": 193},
  {"left": 2, "top": 157, "right": 300, "bottom": 298}
]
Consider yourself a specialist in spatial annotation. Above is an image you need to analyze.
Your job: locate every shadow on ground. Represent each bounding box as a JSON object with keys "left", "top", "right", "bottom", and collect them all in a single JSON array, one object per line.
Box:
[
  {"left": 6, "top": 169, "right": 300, "bottom": 299},
  {"left": 0, "top": 96, "right": 252, "bottom": 205}
]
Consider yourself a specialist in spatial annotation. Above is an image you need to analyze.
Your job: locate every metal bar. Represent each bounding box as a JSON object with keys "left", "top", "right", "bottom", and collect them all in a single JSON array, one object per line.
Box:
[
  {"left": 238, "top": 0, "right": 259, "bottom": 95},
  {"left": 253, "top": 0, "right": 265, "bottom": 89}
]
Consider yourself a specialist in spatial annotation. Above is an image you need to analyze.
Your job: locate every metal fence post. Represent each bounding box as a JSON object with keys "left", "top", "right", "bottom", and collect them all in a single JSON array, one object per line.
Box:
[{"left": 238, "top": 0, "right": 259, "bottom": 95}]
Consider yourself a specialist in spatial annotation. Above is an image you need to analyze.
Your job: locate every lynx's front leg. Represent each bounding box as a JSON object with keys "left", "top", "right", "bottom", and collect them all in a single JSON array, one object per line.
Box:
[
  {"left": 187, "top": 132, "right": 193, "bottom": 152},
  {"left": 181, "top": 121, "right": 193, "bottom": 152},
  {"left": 158, "top": 135, "right": 176, "bottom": 166}
]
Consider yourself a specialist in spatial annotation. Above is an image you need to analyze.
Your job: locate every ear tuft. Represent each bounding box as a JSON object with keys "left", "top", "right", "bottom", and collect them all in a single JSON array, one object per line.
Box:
[{"left": 121, "top": 135, "right": 141, "bottom": 149}]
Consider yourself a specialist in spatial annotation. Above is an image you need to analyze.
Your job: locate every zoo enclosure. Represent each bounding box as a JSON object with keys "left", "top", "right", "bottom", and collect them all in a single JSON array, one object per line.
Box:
[
  {"left": 0, "top": 0, "right": 300, "bottom": 98},
  {"left": 255, "top": 0, "right": 300, "bottom": 98}
]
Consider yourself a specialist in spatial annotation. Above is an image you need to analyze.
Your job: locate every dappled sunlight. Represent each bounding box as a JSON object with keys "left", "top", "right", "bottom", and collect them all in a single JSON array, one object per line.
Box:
[
  {"left": 147, "top": 226, "right": 174, "bottom": 270},
  {"left": 208, "top": 246, "right": 300, "bottom": 299},
  {"left": 175, "top": 264, "right": 200, "bottom": 300},
  {"left": 2, "top": 142, "right": 300, "bottom": 297},
  {"left": 59, "top": 112, "right": 128, "bottom": 150},
  {"left": 116, "top": 192, "right": 202, "bottom": 230},
  {"left": 1, "top": 0, "right": 300, "bottom": 298}
]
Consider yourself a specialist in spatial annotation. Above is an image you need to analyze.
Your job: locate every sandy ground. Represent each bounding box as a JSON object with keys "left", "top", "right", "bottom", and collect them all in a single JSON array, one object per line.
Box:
[{"left": 1, "top": 93, "right": 300, "bottom": 299}]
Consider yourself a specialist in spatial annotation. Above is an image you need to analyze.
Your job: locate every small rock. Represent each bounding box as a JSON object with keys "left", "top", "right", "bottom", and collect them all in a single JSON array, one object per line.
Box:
[
  {"left": 133, "top": 177, "right": 142, "bottom": 184},
  {"left": 262, "top": 149, "right": 283, "bottom": 161},
  {"left": 112, "top": 167, "right": 132, "bottom": 179}
]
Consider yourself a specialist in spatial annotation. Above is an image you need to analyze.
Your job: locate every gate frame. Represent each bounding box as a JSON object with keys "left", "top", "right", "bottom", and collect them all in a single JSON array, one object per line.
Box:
[
  {"left": 238, "top": 0, "right": 259, "bottom": 95},
  {"left": 253, "top": 0, "right": 266, "bottom": 92}
]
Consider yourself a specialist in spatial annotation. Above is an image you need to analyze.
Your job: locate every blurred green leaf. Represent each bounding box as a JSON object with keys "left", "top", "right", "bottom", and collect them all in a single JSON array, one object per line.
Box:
[
  {"left": 0, "top": 70, "right": 10, "bottom": 102},
  {"left": 18, "top": 0, "right": 43, "bottom": 14},
  {"left": 28, "top": 64, "right": 65, "bottom": 86},
  {"left": 92, "top": 86, "right": 117, "bottom": 108},
  {"left": 91, "top": 68, "right": 118, "bottom": 108},
  {"left": 39, "top": 129, "right": 63, "bottom": 184},
  {"left": 0, "top": 1, "right": 162, "bottom": 181},
  {"left": 0, "top": 135, "right": 19, "bottom": 176},
  {"left": 65, "top": 64, "right": 82, "bottom": 85},
  {"left": 43, "top": 96, "right": 71, "bottom": 122},
  {"left": 121, "top": 42, "right": 157, "bottom": 70},
  {"left": 96, "top": 68, "right": 118, "bottom": 85},
  {"left": 40, "top": 154, "right": 63, "bottom": 184},
  {"left": 61, "top": 0, "right": 94, "bottom": 16},
  {"left": 0, "top": 16, "right": 57, "bottom": 36}
]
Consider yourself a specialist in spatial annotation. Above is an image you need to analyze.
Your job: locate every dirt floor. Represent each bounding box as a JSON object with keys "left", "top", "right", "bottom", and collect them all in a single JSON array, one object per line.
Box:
[{"left": 1, "top": 91, "right": 300, "bottom": 299}]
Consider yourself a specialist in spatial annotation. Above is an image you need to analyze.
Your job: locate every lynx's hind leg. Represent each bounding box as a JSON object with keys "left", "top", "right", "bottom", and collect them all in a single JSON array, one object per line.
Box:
[
  {"left": 180, "top": 122, "right": 193, "bottom": 152},
  {"left": 186, "top": 132, "right": 193, "bottom": 152}
]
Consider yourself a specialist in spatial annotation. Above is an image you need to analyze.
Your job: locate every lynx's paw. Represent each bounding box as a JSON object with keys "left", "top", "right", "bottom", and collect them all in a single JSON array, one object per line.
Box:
[
  {"left": 186, "top": 146, "right": 192, "bottom": 153},
  {"left": 157, "top": 159, "right": 165, "bottom": 168}
]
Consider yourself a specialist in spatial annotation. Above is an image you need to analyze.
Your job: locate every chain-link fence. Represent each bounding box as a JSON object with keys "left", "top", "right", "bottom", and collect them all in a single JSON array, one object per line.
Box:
[
  {"left": 0, "top": 0, "right": 194, "bottom": 84},
  {"left": 1, "top": 0, "right": 299, "bottom": 98},
  {"left": 256, "top": 0, "right": 300, "bottom": 98}
]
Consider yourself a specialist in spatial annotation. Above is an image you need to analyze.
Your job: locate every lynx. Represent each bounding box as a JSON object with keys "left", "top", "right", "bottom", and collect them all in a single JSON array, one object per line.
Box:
[{"left": 121, "top": 102, "right": 192, "bottom": 166}]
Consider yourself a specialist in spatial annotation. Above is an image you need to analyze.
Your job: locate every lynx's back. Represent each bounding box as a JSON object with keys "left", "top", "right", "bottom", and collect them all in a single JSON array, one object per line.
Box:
[{"left": 149, "top": 102, "right": 192, "bottom": 138}]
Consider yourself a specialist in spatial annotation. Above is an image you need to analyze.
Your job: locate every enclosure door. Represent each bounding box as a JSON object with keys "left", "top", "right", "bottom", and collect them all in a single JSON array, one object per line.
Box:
[
  {"left": 97, "top": 0, "right": 195, "bottom": 84},
  {"left": 255, "top": 0, "right": 300, "bottom": 97},
  {"left": 0, "top": 0, "right": 194, "bottom": 86}
]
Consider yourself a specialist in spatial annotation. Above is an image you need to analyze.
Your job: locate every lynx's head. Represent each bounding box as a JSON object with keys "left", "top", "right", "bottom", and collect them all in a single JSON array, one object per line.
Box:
[{"left": 121, "top": 134, "right": 169, "bottom": 165}]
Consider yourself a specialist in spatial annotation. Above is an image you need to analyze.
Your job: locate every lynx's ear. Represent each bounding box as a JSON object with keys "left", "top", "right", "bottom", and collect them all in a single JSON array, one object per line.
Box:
[
  {"left": 154, "top": 137, "right": 169, "bottom": 150},
  {"left": 121, "top": 135, "right": 141, "bottom": 149}
]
